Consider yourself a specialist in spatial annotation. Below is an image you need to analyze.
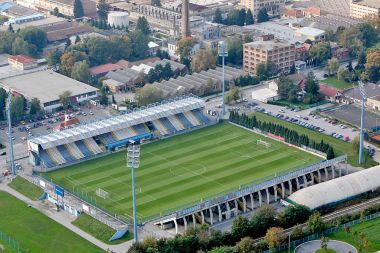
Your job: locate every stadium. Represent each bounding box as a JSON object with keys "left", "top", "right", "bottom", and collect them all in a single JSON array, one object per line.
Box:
[{"left": 27, "top": 96, "right": 347, "bottom": 233}]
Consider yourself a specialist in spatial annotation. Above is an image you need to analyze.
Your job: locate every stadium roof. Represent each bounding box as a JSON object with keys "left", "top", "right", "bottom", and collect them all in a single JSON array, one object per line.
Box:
[
  {"left": 29, "top": 96, "right": 205, "bottom": 149},
  {"left": 287, "top": 165, "right": 380, "bottom": 209}
]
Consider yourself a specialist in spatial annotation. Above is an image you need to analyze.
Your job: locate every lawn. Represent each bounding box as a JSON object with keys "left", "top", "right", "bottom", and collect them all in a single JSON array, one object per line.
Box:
[
  {"left": 0, "top": 191, "right": 104, "bottom": 253},
  {"left": 252, "top": 112, "right": 377, "bottom": 168},
  {"left": 8, "top": 176, "right": 44, "bottom": 200},
  {"left": 72, "top": 213, "right": 133, "bottom": 244},
  {"left": 321, "top": 77, "right": 355, "bottom": 90},
  {"left": 44, "top": 122, "right": 319, "bottom": 222}
]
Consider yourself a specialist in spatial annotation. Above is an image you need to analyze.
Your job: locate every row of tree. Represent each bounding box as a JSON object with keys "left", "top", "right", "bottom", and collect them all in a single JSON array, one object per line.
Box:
[
  {"left": 146, "top": 63, "right": 178, "bottom": 84},
  {"left": 0, "top": 27, "right": 47, "bottom": 57},
  {"left": 229, "top": 112, "right": 336, "bottom": 159},
  {"left": 214, "top": 8, "right": 269, "bottom": 26}
]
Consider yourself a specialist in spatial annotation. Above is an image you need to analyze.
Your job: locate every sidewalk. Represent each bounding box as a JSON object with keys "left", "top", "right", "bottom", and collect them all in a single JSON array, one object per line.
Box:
[{"left": 0, "top": 181, "right": 134, "bottom": 253}]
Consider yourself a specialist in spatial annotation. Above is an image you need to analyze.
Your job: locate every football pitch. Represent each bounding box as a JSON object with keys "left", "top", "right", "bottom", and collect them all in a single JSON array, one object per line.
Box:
[{"left": 45, "top": 122, "right": 320, "bottom": 222}]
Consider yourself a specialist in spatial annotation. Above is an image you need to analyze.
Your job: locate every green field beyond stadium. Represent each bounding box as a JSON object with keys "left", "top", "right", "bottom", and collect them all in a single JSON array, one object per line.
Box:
[{"left": 45, "top": 122, "right": 320, "bottom": 221}]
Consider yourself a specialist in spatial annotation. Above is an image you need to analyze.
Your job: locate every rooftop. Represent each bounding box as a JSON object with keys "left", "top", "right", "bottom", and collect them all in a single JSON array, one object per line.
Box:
[
  {"left": 352, "top": 0, "right": 380, "bottom": 8},
  {"left": 89, "top": 63, "right": 122, "bottom": 75},
  {"left": 8, "top": 55, "right": 35, "bottom": 64},
  {"left": 244, "top": 39, "right": 294, "bottom": 51},
  {"left": 0, "top": 70, "right": 98, "bottom": 104},
  {"left": 295, "top": 27, "right": 325, "bottom": 37}
]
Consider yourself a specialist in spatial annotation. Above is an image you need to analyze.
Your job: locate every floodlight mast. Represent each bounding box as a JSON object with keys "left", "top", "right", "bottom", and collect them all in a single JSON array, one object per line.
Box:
[
  {"left": 6, "top": 91, "right": 16, "bottom": 175},
  {"left": 127, "top": 140, "right": 140, "bottom": 243},
  {"left": 218, "top": 41, "right": 228, "bottom": 117},
  {"left": 359, "top": 81, "right": 367, "bottom": 165}
]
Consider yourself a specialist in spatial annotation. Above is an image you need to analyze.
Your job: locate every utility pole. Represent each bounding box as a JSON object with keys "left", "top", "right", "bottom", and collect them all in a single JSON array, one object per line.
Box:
[
  {"left": 127, "top": 140, "right": 140, "bottom": 243},
  {"left": 6, "top": 91, "right": 16, "bottom": 175}
]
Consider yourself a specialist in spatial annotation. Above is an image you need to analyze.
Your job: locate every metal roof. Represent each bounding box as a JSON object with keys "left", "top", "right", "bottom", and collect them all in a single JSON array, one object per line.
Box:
[
  {"left": 29, "top": 96, "right": 204, "bottom": 149},
  {"left": 287, "top": 164, "right": 380, "bottom": 209}
]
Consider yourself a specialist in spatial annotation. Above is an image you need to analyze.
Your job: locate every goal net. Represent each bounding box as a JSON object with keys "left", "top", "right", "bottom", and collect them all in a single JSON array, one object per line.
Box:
[
  {"left": 257, "top": 139, "right": 271, "bottom": 148},
  {"left": 96, "top": 188, "right": 109, "bottom": 199}
]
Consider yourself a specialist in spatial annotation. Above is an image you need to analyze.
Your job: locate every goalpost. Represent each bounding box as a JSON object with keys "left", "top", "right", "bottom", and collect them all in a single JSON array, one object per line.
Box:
[
  {"left": 95, "top": 188, "right": 109, "bottom": 199},
  {"left": 257, "top": 139, "right": 271, "bottom": 148}
]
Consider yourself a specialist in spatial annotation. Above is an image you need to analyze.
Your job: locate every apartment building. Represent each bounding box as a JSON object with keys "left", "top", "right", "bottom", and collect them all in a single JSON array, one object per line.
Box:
[
  {"left": 243, "top": 35, "right": 295, "bottom": 75},
  {"left": 350, "top": 0, "right": 380, "bottom": 19},
  {"left": 240, "top": 0, "right": 285, "bottom": 17}
]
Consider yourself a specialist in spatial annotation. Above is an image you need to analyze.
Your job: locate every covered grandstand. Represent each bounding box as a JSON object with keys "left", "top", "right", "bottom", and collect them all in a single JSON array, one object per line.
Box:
[
  {"left": 287, "top": 165, "right": 380, "bottom": 209},
  {"left": 28, "top": 96, "right": 211, "bottom": 169}
]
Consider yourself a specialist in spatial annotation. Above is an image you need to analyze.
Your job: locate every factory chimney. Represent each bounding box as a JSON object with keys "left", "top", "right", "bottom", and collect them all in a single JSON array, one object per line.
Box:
[{"left": 181, "top": 0, "right": 190, "bottom": 38}]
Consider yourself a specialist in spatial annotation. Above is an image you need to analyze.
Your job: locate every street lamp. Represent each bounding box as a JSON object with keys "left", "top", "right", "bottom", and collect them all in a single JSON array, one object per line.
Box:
[
  {"left": 6, "top": 91, "right": 16, "bottom": 175},
  {"left": 218, "top": 41, "right": 228, "bottom": 117},
  {"left": 127, "top": 140, "right": 140, "bottom": 243}
]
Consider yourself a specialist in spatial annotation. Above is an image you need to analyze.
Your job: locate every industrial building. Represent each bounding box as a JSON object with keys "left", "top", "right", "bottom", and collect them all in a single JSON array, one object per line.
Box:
[
  {"left": 0, "top": 70, "right": 98, "bottom": 112},
  {"left": 287, "top": 164, "right": 380, "bottom": 209},
  {"left": 239, "top": 0, "right": 286, "bottom": 18}
]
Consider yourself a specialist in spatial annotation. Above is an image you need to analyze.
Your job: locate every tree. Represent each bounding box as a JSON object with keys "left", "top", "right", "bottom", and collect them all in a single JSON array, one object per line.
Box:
[
  {"left": 289, "top": 63, "right": 296, "bottom": 74},
  {"left": 75, "top": 35, "right": 81, "bottom": 44},
  {"left": 136, "top": 16, "right": 151, "bottom": 35},
  {"left": 236, "top": 237, "right": 255, "bottom": 253},
  {"left": 245, "top": 9, "right": 254, "bottom": 25},
  {"left": 231, "top": 216, "right": 250, "bottom": 240},
  {"left": 304, "top": 71, "right": 319, "bottom": 96},
  {"left": 251, "top": 205, "right": 278, "bottom": 236},
  {"left": 214, "top": 8, "right": 223, "bottom": 24},
  {"left": 73, "top": 0, "right": 84, "bottom": 18},
  {"left": 307, "top": 212, "right": 325, "bottom": 234},
  {"left": 264, "top": 227, "right": 287, "bottom": 251},
  {"left": 8, "top": 23, "right": 14, "bottom": 33},
  {"left": 71, "top": 60, "right": 90, "bottom": 83},
  {"left": 320, "top": 236, "right": 329, "bottom": 252},
  {"left": 256, "top": 62, "right": 268, "bottom": 80},
  {"left": 279, "top": 205, "right": 312, "bottom": 228},
  {"left": 97, "top": 0, "right": 110, "bottom": 20},
  {"left": 65, "top": 38, "right": 71, "bottom": 49},
  {"left": 0, "top": 88, "right": 7, "bottom": 121},
  {"left": 337, "top": 67, "right": 350, "bottom": 82},
  {"left": 99, "top": 86, "right": 108, "bottom": 105},
  {"left": 326, "top": 146, "right": 335, "bottom": 160},
  {"left": 176, "top": 37, "right": 194, "bottom": 59},
  {"left": 53, "top": 7, "right": 59, "bottom": 16},
  {"left": 10, "top": 96, "right": 25, "bottom": 121},
  {"left": 47, "top": 49, "right": 63, "bottom": 66},
  {"left": 156, "top": 48, "right": 170, "bottom": 60},
  {"left": 326, "top": 58, "right": 340, "bottom": 75},
  {"left": 237, "top": 9, "right": 246, "bottom": 26},
  {"left": 162, "top": 62, "right": 173, "bottom": 80},
  {"left": 60, "top": 52, "right": 75, "bottom": 76},
  {"left": 129, "top": 30, "right": 149, "bottom": 60},
  {"left": 135, "top": 84, "right": 164, "bottom": 106},
  {"left": 225, "top": 87, "right": 240, "bottom": 104},
  {"left": 29, "top": 98, "right": 41, "bottom": 115},
  {"left": 277, "top": 75, "right": 299, "bottom": 101},
  {"left": 310, "top": 42, "right": 331, "bottom": 65},
  {"left": 226, "top": 37, "right": 243, "bottom": 66},
  {"left": 364, "top": 50, "right": 380, "bottom": 83},
  {"left": 191, "top": 49, "right": 217, "bottom": 73},
  {"left": 209, "top": 246, "right": 237, "bottom": 253},
  {"left": 59, "top": 91, "right": 72, "bottom": 109},
  {"left": 11, "top": 37, "right": 29, "bottom": 55},
  {"left": 257, "top": 8, "right": 269, "bottom": 23},
  {"left": 19, "top": 27, "right": 47, "bottom": 52},
  {"left": 151, "top": 0, "right": 161, "bottom": 6}
]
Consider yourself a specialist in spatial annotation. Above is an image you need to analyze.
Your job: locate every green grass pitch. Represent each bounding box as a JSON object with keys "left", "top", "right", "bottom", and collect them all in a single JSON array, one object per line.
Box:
[
  {"left": 44, "top": 122, "right": 320, "bottom": 222},
  {"left": 0, "top": 191, "right": 103, "bottom": 253}
]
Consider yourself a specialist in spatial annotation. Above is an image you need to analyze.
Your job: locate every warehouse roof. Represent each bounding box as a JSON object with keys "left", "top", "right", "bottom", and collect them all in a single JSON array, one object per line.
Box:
[
  {"left": 0, "top": 70, "right": 98, "bottom": 104},
  {"left": 287, "top": 165, "right": 380, "bottom": 209}
]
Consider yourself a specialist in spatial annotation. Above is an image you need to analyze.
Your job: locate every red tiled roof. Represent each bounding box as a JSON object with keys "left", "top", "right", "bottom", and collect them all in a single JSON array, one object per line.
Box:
[
  {"left": 89, "top": 63, "right": 122, "bottom": 75},
  {"left": 54, "top": 118, "right": 80, "bottom": 131},
  {"left": 8, "top": 55, "right": 34, "bottom": 64},
  {"left": 319, "top": 83, "right": 339, "bottom": 98}
]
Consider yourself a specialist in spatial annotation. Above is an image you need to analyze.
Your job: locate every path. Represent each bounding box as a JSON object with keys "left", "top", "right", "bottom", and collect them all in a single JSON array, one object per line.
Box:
[{"left": 295, "top": 240, "right": 357, "bottom": 253}]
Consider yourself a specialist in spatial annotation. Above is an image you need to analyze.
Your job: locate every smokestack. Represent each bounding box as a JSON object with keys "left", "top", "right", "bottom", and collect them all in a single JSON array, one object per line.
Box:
[{"left": 181, "top": 0, "right": 190, "bottom": 38}]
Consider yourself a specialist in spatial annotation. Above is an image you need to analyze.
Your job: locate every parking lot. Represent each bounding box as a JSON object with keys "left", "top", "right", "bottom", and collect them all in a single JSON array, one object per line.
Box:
[{"left": 0, "top": 104, "right": 112, "bottom": 146}]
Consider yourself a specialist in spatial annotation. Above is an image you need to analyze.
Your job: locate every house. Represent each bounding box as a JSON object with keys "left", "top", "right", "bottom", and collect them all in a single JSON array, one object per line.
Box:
[
  {"left": 8, "top": 55, "right": 38, "bottom": 70},
  {"left": 89, "top": 63, "right": 122, "bottom": 77},
  {"left": 318, "top": 83, "right": 341, "bottom": 102}
]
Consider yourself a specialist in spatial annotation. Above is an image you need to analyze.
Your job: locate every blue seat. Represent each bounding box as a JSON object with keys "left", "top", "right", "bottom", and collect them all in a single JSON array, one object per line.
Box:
[
  {"left": 192, "top": 109, "right": 209, "bottom": 124},
  {"left": 39, "top": 150, "right": 56, "bottom": 168},
  {"left": 177, "top": 113, "right": 193, "bottom": 129},
  {"left": 75, "top": 141, "right": 92, "bottom": 157},
  {"left": 57, "top": 145, "right": 75, "bottom": 162},
  {"left": 160, "top": 117, "right": 176, "bottom": 133}
]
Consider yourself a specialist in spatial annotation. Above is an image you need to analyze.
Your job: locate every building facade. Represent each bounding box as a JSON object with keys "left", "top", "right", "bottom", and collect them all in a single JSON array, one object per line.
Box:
[
  {"left": 350, "top": 0, "right": 380, "bottom": 19},
  {"left": 243, "top": 36, "right": 295, "bottom": 75},
  {"left": 240, "top": 0, "right": 285, "bottom": 17}
]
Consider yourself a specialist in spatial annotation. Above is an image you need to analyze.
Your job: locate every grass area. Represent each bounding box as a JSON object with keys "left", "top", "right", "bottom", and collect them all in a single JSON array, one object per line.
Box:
[
  {"left": 8, "top": 176, "right": 44, "bottom": 200},
  {"left": 72, "top": 213, "right": 133, "bottom": 244},
  {"left": 44, "top": 122, "right": 320, "bottom": 222},
  {"left": 330, "top": 217, "right": 380, "bottom": 253},
  {"left": 321, "top": 77, "right": 355, "bottom": 90},
  {"left": 0, "top": 191, "right": 104, "bottom": 253},
  {"left": 252, "top": 112, "right": 377, "bottom": 168},
  {"left": 269, "top": 100, "right": 310, "bottom": 110},
  {"left": 315, "top": 249, "right": 336, "bottom": 253}
]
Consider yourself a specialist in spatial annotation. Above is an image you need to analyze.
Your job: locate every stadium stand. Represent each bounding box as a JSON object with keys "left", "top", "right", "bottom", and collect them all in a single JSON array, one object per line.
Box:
[
  {"left": 168, "top": 115, "right": 185, "bottom": 131},
  {"left": 28, "top": 96, "right": 210, "bottom": 169}
]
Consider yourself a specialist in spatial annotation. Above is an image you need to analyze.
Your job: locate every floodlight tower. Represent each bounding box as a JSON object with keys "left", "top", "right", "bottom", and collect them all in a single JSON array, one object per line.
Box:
[
  {"left": 127, "top": 140, "right": 140, "bottom": 243},
  {"left": 6, "top": 91, "right": 16, "bottom": 175},
  {"left": 359, "top": 81, "right": 367, "bottom": 165},
  {"left": 218, "top": 41, "right": 228, "bottom": 117}
]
